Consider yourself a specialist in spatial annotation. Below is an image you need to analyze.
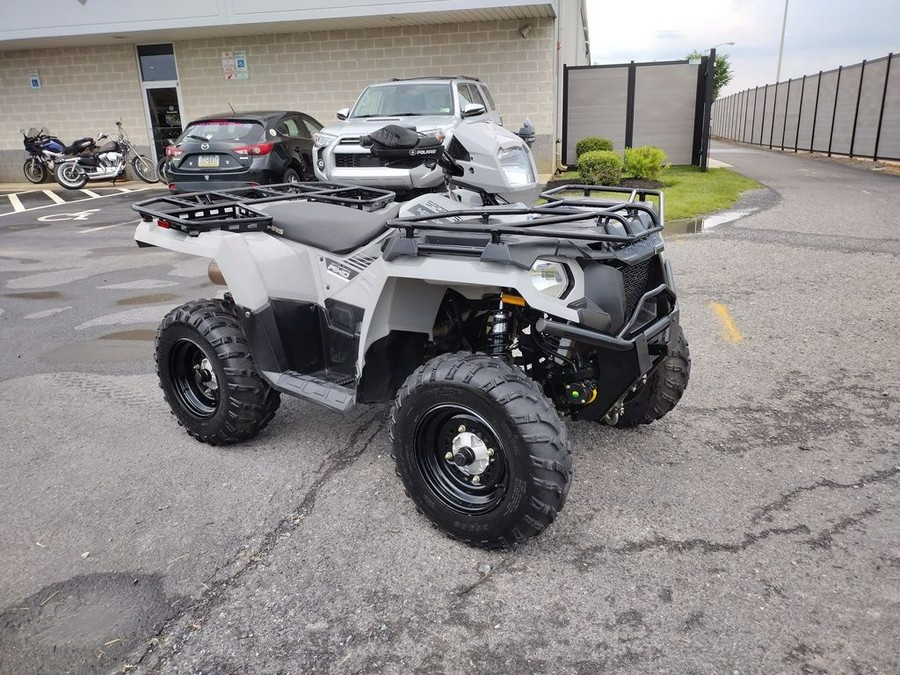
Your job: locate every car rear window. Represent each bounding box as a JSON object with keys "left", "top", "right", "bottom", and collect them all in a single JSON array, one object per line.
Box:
[{"left": 182, "top": 120, "right": 264, "bottom": 143}]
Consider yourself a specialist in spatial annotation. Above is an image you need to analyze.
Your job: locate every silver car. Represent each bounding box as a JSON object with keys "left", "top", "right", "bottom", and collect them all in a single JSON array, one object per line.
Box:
[{"left": 313, "top": 76, "right": 502, "bottom": 191}]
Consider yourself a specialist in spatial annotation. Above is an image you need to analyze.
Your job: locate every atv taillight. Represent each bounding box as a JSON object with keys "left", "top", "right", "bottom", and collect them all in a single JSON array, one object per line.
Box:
[
  {"left": 157, "top": 219, "right": 171, "bottom": 229},
  {"left": 233, "top": 142, "right": 274, "bottom": 155}
]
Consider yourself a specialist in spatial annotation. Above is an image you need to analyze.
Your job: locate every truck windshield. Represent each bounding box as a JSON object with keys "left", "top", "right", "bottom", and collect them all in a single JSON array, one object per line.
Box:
[{"left": 350, "top": 83, "right": 454, "bottom": 118}]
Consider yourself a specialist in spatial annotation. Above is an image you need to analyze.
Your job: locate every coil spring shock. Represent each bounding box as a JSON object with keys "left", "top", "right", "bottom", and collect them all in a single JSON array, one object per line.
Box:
[{"left": 488, "top": 304, "right": 513, "bottom": 360}]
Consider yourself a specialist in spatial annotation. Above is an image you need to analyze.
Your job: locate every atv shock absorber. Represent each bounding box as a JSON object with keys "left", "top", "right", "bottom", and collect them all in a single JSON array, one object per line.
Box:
[{"left": 487, "top": 303, "right": 513, "bottom": 361}]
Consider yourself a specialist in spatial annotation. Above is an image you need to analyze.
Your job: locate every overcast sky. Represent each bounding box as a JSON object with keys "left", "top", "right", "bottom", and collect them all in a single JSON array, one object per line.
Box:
[{"left": 584, "top": 0, "right": 899, "bottom": 96}]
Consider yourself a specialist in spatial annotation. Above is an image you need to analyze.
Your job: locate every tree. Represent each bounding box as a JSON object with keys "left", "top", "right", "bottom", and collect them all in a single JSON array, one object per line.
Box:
[{"left": 686, "top": 50, "right": 733, "bottom": 101}]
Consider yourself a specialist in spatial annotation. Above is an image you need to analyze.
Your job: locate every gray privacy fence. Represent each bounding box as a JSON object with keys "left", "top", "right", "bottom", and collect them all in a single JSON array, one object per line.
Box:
[
  {"left": 711, "top": 53, "right": 899, "bottom": 161},
  {"left": 563, "top": 57, "right": 714, "bottom": 166}
]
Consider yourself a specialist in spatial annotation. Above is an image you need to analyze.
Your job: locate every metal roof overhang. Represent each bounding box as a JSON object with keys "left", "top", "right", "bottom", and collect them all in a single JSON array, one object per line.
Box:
[{"left": 0, "top": 2, "right": 557, "bottom": 52}]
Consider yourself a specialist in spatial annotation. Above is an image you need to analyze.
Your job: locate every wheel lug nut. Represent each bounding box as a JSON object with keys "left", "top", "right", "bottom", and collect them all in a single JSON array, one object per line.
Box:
[
  {"left": 487, "top": 448, "right": 494, "bottom": 457},
  {"left": 444, "top": 452, "right": 453, "bottom": 461},
  {"left": 457, "top": 425, "right": 466, "bottom": 433},
  {"left": 471, "top": 475, "right": 481, "bottom": 484}
]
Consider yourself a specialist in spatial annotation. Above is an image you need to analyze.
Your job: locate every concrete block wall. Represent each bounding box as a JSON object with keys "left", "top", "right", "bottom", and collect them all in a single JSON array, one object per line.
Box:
[
  {"left": 0, "top": 18, "right": 556, "bottom": 181},
  {"left": 0, "top": 45, "right": 150, "bottom": 181}
]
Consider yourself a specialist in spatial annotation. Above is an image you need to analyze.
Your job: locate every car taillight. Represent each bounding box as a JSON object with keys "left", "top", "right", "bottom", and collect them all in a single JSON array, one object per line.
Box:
[
  {"left": 233, "top": 142, "right": 274, "bottom": 155},
  {"left": 165, "top": 146, "right": 183, "bottom": 157}
]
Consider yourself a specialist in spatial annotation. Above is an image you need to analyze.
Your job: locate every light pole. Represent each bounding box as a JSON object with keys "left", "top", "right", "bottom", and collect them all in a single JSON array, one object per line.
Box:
[
  {"left": 776, "top": 0, "right": 789, "bottom": 82},
  {"left": 709, "top": 41, "right": 735, "bottom": 52}
]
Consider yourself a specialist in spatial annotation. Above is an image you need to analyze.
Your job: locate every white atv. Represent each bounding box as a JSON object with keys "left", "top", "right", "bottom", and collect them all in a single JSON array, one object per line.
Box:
[{"left": 133, "top": 122, "right": 690, "bottom": 549}]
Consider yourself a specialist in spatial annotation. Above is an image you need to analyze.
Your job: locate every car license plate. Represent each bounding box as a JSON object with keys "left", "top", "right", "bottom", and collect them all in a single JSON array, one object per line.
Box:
[{"left": 198, "top": 155, "right": 219, "bottom": 168}]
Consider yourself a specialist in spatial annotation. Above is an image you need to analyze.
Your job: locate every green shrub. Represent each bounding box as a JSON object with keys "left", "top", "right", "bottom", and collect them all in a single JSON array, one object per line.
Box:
[
  {"left": 624, "top": 145, "right": 668, "bottom": 181},
  {"left": 578, "top": 150, "right": 624, "bottom": 186},
  {"left": 576, "top": 136, "right": 614, "bottom": 158}
]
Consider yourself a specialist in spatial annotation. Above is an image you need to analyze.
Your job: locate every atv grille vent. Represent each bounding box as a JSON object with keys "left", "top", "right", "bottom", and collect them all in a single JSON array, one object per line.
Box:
[{"left": 622, "top": 259, "right": 653, "bottom": 317}]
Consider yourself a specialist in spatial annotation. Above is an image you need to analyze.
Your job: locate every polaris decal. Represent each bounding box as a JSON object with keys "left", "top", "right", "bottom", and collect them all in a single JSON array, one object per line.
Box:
[{"left": 324, "top": 258, "right": 358, "bottom": 280}]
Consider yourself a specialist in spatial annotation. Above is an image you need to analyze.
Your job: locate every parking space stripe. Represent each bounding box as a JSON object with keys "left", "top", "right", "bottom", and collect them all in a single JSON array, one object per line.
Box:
[
  {"left": 43, "top": 190, "right": 66, "bottom": 204},
  {"left": 80, "top": 189, "right": 101, "bottom": 198},
  {"left": 7, "top": 193, "right": 26, "bottom": 212},
  {"left": 710, "top": 302, "right": 744, "bottom": 343},
  {"left": 0, "top": 186, "right": 157, "bottom": 218}
]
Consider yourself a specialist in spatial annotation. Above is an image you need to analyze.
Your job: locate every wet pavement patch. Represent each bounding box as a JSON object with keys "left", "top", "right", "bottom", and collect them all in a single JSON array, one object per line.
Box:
[
  {"left": 0, "top": 572, "right": 177, "bottom": 675},
  {"left": 43, "top": 337, "right": 154, "bottom": 364},
  {"left": 116, "top": 293, "right": 179, "bottom": 306},
  {"left": 2, "top": 291, "right": 65, "bottom": 300}
]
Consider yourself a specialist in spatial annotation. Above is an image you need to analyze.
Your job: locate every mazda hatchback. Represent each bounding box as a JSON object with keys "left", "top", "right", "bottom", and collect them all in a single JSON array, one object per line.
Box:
[{"left": 165, "top": 111, "right": 323, "bottom": 193}]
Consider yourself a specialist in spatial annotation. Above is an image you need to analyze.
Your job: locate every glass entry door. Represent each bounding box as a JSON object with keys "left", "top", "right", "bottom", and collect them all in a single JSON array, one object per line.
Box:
[{"left": 144, "top": 86, "right": 183, "bottom": 161}]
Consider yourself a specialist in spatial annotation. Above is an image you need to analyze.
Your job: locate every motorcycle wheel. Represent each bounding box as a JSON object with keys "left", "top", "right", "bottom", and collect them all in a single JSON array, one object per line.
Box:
[
  {"left": 131, "top": 155, "right": 158, "bottom": 183},
  {"left": 55, "top": 163, "right": 88, "bottom": 190},
  {"left": 23, "top": 158, "right": 47, "bottom": 184},
  {"left": 157, "top": 157, "right": 169, "bottom": 184}
]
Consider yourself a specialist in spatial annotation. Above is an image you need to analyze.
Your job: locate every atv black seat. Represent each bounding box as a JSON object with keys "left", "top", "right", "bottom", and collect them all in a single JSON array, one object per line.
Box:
[{"left": 259, "top": 200, "right": 401, "bottom": 254}]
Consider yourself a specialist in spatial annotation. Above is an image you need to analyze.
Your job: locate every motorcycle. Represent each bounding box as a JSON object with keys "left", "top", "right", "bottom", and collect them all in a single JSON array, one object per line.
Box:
[
  {"left": 131, "top": 121, "right": 690, "bottom": 549},
  {"left": 55, "top": 121, "right": 158, "bottom": 189},
  {"left": 20, "top": 127, "right": 96, "bottom": 184}
]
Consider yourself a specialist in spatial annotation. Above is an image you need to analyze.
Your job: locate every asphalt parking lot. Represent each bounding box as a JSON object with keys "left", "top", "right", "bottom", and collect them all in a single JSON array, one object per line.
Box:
[{"left": 0, "top": 144, "right": 898, "bottom": 675}]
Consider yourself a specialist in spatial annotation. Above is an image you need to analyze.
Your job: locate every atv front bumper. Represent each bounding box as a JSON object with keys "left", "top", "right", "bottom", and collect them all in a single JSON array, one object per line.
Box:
[{"left": 536, "top": 304, "right": 680, "bottom": 421}]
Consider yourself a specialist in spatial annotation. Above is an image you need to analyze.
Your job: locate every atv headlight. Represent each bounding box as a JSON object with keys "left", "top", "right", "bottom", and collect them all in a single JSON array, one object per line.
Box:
[
  {"left": 530, "top": 259, "right": 569, "bottom": 298},
  {"left": 498, "top": 147, "right": 535, "bottom": 187},
  {"left": 313, "top": 132, "right": 336, "bottom": 147}
]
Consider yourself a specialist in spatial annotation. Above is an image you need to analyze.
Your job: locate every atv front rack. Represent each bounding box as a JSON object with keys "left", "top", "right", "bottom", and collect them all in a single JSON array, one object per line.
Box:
[
  {"left": 132, "top": 182, "right": 396, "bottom": 236},
  {"left": 387, "top": 184, "right": 665, "bottom": 245}
]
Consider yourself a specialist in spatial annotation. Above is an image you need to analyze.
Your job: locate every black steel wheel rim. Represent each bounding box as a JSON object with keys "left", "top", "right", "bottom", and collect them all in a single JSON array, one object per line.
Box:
[
  {"left": 24, "top": 159, "right": 44, "bottom": 182},
  {"left": 169, "top": 338, "right": 219, "bottom": 419},
  {"left": 414, "top": 404, "right": 509, "bottom": 515}
]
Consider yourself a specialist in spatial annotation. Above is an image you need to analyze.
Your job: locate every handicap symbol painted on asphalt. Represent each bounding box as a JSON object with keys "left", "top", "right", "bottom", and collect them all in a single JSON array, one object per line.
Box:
[{"left": 37, "top": 209, "right": 102, "bottom": 222}]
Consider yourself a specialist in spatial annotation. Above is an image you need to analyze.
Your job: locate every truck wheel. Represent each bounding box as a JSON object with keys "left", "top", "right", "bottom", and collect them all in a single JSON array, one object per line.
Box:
[
  {"left": 156, "top": 299, "right": 280, "bottom": 445},
  {"left": 390, "top": 353, "right": 572, "bottom": 549},
  {"left": 615, "top": 325, "right": 691, "bottom": 427}
]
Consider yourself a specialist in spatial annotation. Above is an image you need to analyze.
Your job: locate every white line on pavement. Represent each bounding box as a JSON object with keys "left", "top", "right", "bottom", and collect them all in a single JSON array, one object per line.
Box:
[
  {"left": 0, "top": 187, "right": 155, "bottom": 218},
  {"left": 24, "top": 306, "right": 73, "bottom": 320},
  {"left": 43, "top": 190, "right": 66, "bottom": 204},
  {"left": 7, "top": 193, "right": 25, "bottom": 213},
  {"left": 80, "top": 189, "right": 101, "bottom": 198},
  {"left": 78, "top": 219, "right": 139, "bottom": 234}
]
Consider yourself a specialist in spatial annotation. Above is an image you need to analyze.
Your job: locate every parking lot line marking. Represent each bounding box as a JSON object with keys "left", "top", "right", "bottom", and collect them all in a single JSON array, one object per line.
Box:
[
  {"left": 79, "top": 221, "right": 133, "bottom": 233},
  {"left": 0, "top": 187, "right": 155, "bottom": 218},
  {"left": 80, "top": 189, "right": 101, "bottom": 198},
  {"left": 43, "top": 190, "right": 66, "bottom": 204},
  {"left": 7, "top": 193, "right": 26, "bottom": 213},
  {"left": 710, "top": 302, "right": 744, "bottom": 343}
]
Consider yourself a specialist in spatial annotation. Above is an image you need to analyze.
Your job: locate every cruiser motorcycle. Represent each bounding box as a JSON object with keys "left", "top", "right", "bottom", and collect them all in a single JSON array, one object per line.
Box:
[{"left": 55, "top": 121, "right": 157, "bottom": 189}]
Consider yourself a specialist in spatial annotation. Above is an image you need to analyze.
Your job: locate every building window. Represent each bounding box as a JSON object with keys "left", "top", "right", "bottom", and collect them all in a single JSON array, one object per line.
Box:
[{"left": 137, "top": 44, "right": 177, "bottom": 82}]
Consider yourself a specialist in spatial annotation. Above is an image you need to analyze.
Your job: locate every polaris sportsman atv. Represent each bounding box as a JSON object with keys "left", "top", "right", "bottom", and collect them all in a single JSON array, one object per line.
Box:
[{"left": 133, "top": 122, "right": 690, "bottom": 549}]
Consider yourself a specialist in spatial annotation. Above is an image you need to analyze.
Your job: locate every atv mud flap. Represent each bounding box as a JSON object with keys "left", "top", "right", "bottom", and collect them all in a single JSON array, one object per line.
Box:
[{"left": 535, "top": 308, "right": 679, "bottom": 421}]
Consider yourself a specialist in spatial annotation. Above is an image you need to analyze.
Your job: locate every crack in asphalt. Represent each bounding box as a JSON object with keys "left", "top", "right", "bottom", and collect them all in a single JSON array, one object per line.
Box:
[
  {"left": 615, "top": 524, "right": 812, "bottom": 555},
  {"left": 750, "top": 466, "right": 899, "bottom": 524},
  {"left": 805, "top": 506, "right": 881, "bottom": 550},
  {"left": 125, "top": 410, "right": 388, "bottom": 674}
]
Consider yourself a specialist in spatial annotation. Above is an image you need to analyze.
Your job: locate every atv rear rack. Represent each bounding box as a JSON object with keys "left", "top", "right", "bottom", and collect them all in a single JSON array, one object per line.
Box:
[
  {"left": 132, "top": 182, "right": 396, "bottom": 236},
  {"left": 387, "top": 184, "right": 665, "bottom": 244}
]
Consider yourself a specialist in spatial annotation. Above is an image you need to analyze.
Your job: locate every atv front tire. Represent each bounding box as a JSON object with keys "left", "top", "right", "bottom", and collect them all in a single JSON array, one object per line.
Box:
[
  {"left": 615, "top": 324, "right": 690, "bottom": 427},
  {"left": 390, "top": 353, "right": 572, "bottom": 549},
  {"left": 156, "top": 299, "right": 280, "bottom": 444}
]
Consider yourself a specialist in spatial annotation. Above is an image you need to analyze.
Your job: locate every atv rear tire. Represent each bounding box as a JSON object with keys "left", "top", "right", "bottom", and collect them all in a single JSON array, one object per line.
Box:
[
  {"left": 156, "top": 299, "right": 280, "bottom": 444},
  {"left": 615, "top": 324, "right": 690, "bottom": 427},
  {"left": 390, "top": 353, "right": 572, "bottom": 549}
]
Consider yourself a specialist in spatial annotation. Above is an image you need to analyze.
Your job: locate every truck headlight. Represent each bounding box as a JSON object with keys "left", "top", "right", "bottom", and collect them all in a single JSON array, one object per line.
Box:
[
  {"left": 313, "top": 132, "right": 336, "bottom": 147},
  {"left": 530, "top": 259, "right": 569, "bottom": 298},
  {"left": 498, "top": 147, "right": 535, "bottom": 187}
]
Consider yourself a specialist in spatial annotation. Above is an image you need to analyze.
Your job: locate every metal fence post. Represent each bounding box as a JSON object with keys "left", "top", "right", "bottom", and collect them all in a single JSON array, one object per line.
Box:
[
  {"left": 769, "top": 81, "right": 780, "bottom": 148},
  {"left": 873, "top": 53, "right": 893, "bottom": 161},
  {"left": 759, "top": 85, "right": 769, "bottom": 145},
  {"left": 700, "top": 49, "right": 716, "bottom": 170},
  {"left": 810, "top": 71, "right": 823, "bottom": 152},
  {"left": 794, "top": 75, "right": 806, "bottom": 151},
  {"left": 827, "top": 65, "right": 843, "bottom": 157},
  {"left": 849, "top": 60, "right": 867, "bottom": 157},
  {"left": 750, "top": 87, "right": 759, "bottom": 144},
  {"left": 781, "top": 79, "right": 792, "bottom": 150}
]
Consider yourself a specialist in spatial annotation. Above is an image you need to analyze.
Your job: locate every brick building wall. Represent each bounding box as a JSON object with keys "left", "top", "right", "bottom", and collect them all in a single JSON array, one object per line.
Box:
[{"left": 0, "top": 18, "right": 556, "bottom": 181}]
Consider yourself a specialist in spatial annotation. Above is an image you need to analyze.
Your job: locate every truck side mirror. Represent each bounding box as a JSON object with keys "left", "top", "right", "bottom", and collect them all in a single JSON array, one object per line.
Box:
[
  {"left": 462, "top": 103, "right": 486, "bottom": 118},
  {"left": 336, "top": 108, "right": 350, "bottom": 121}
]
